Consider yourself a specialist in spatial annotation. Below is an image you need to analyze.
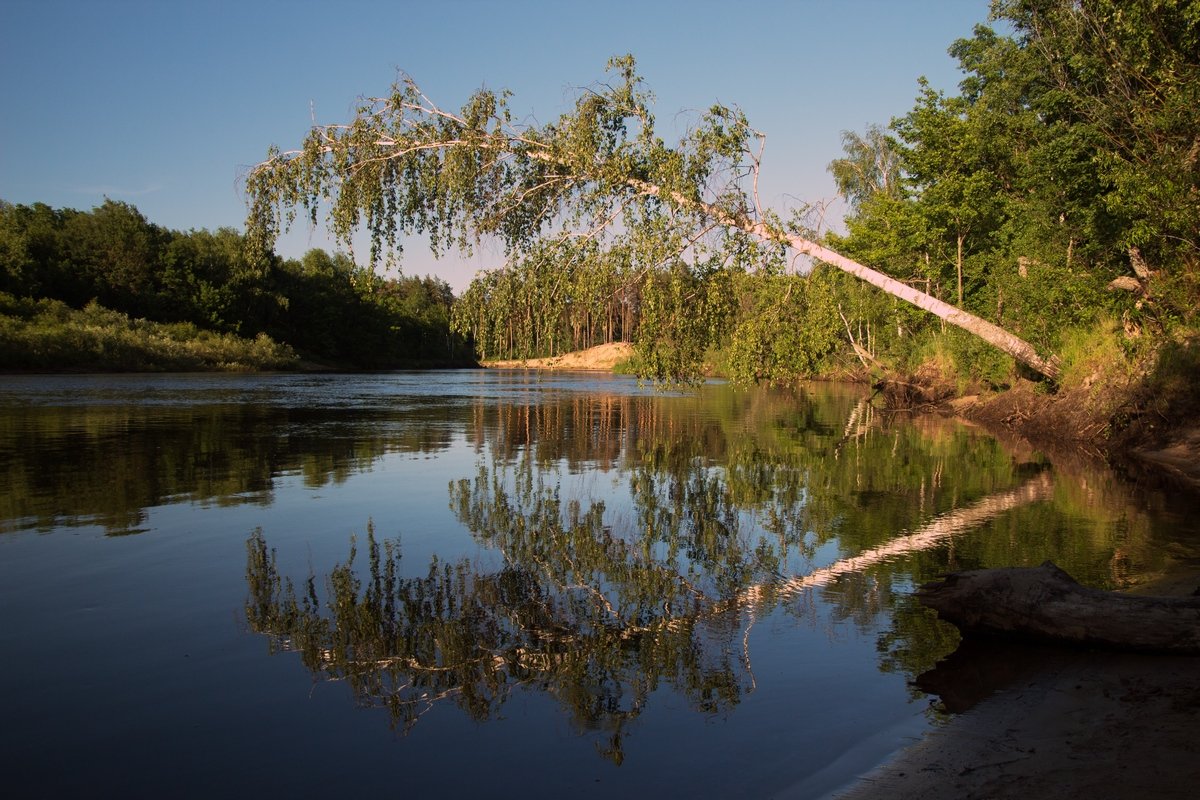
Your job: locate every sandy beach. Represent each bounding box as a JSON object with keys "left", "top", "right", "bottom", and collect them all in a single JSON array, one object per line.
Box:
[{"left": 483, "top": 342, "right": 635, "bottom": 371}]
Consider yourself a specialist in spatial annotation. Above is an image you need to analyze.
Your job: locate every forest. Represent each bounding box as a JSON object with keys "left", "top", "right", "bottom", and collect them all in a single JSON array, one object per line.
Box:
[{"left": 0, "top": 198, "right": 469, "bottom": 370}]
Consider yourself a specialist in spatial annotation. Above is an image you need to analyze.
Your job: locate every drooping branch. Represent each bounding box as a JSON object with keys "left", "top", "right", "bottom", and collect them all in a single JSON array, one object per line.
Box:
[{"left": 244, "top": 56, "right": 1061, "bottom": 379}]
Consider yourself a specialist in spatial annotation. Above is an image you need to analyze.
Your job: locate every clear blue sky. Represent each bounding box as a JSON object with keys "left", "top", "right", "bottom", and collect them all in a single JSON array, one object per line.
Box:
[{"left": 2, "top": 0, "right": 993, "bottom": 291}]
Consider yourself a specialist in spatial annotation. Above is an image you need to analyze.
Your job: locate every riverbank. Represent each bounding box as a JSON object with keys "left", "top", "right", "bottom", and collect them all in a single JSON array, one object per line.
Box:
[
  {"left": 484, "top": 341, "right": 1200, "bottom": 492},
  {"left": 0, "top": 296, "right": 480, "bottom": 374},
  {"left": 951, "top": 380, "right": 1200, "bottom": 492}
]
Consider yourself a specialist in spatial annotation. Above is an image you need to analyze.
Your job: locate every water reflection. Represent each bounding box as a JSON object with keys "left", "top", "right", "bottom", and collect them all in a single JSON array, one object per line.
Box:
[
  {"left": 242, "top": 375, "right": 1193, "bottom": 759},
  {"left": 7, "top": 372, "right": 1200, "bottom": 797},
  {"left": 0, "top": 402, "right": 455, "bottom": 534},
  {"left": 244, "top": 462, "right": 1061, "bottom": 760},
  {"left": 246, "top": 520, "right": 751, "bottom": 764}
]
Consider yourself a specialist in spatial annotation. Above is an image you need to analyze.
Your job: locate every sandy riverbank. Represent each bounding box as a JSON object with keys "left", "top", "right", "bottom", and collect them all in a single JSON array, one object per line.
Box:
[
  {"left": 829, "top": 570, "right": 1200, "bottom": 800},
  {"left": 482, "top": 342, "right": 635, "bottom": 371}
]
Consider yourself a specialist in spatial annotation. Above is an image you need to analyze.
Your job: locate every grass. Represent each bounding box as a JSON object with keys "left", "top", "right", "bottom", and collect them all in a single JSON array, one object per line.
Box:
[
  {"left": 1055, "top": 317, "right": 1141, "bottom": 392},
  {"left": 0, "top": 294, "right": 299, "bottom": 372}
]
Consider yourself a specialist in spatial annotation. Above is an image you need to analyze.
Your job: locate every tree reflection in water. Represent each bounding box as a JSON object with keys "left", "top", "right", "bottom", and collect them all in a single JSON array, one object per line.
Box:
[
  {"left": 246, "top": 465, "right": 1054, "bottom": 762},
  {"left": 244, "top": 383, "right": 1173, "bottom": 761},
  {"left": 246, "top": 518, "right": 750, "bottom": 763}
]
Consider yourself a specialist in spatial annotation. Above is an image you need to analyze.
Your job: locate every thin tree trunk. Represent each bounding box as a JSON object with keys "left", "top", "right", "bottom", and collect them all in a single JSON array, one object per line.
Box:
[{"left": 956, "top": 232, "right": 964, "bottom": 307}]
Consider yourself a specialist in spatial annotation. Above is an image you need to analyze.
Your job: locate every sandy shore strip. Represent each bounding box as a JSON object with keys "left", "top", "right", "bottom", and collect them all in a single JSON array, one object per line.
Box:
[
  {"left": 482, "top": 342, "right": 634, "bottom": 371},
  {"left": 827, "top": 572, "right": 1200, "bottom": 800},
  {"left": 829, "top": 649, "right": 1200, "bottom": 800}
]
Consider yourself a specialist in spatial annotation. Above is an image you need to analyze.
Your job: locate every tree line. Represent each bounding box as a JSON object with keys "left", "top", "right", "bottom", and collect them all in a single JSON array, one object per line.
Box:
[
  {"left": 10, "top": 2, "right": 1193, "bottom": 387},
  {"left": 239, "top": 0, "right": 1194, "bottom": 392},
  {"left": 0, "top": 198, "right": 469, "bottom": 368}
]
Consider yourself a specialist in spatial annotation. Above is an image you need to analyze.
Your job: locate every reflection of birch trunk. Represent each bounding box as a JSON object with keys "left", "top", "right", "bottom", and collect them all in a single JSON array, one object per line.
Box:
[
  {"left": 728, "top": 471, "right": 1055, "bottom": 612},
  {"left": 834, "top": 398, "right": 874, "bottom": 459}
]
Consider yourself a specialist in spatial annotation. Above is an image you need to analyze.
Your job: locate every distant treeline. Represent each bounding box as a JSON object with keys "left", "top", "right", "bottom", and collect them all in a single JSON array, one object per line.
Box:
[{"left": 0, "top": 199, "right": 470, "bottom": 369}]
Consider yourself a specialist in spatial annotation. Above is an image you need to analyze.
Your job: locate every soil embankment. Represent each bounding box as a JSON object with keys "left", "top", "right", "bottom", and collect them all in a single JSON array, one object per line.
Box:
[{"left": 952, "top": 381, "right": 1200, "bottom": 491}]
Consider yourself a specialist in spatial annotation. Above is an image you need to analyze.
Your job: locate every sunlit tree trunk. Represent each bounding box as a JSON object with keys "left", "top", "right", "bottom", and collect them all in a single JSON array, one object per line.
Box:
[{"left": 956, "top": 232, "right": 964, "bottom": 307}]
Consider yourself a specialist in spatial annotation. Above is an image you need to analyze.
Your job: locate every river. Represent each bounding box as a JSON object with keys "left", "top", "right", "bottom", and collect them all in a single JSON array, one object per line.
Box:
[{"left": 1, "top": 371, "right": 1196, "bottom": 798}]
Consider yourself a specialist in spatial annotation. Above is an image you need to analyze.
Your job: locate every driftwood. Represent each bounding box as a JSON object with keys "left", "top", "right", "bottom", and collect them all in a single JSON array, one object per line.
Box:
[{"left": 918, "top": 561, "right": 1200, "bottom": 654}]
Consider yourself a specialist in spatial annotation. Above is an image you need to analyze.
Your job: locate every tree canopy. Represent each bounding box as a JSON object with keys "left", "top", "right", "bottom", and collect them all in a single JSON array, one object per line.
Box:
[
  {"left": 244, "top": 55, "right": 1063, "bottom": 380},
  {"left": 825, "top": 0, "right": 1197, "bottom": 384}
]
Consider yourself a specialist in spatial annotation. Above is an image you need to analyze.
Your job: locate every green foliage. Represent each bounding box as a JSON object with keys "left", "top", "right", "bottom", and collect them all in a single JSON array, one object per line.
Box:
[
  {"left": 828, "top": 125, "right": 903, "bottom": 211},
  {"left": 243, "top": 56, "right": 814, "bottom": 382},
  {"left": 240, "top": 13, "right": 1196, "bottom": 384},
  {"left": 997, "top": 1, "right": 1199, "bottom": 274},
  {"left": 912, "top": 327, "right": 1014, "bottom": 391},
  {"left": 451, "top": 239, "right": 636, "bottom": 362},
  {"left": 0, "top": 292, "right": 298, "bottom": 371},
  {"left": 275, "top": 252, "right": 466, "bottom": 367},
  {"left": 247, "top": 55, "right": 679, "bottom": 264},
  {"left": 822, "top": 1, "right": 1198, "bottom": 388},
  {"left": 635, "top": 261, "right": 737, "bottom": 382},
  {"left": 726, "top": 271, "right": 841, "bottom": 384},
  {"left": 0, "top": 200, "right": 469, "bottom": 369},
  {"left": 1055, "top": 317, "right": 1140, "bottom": 391},
  {"left": 986, "top": 250, "right": 1110, "bottom": 351}
]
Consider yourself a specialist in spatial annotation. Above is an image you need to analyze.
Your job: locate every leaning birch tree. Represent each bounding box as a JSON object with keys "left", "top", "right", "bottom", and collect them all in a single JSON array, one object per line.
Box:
[{"left": 244, "top": 56, "right": 1060, "bottom": 380}]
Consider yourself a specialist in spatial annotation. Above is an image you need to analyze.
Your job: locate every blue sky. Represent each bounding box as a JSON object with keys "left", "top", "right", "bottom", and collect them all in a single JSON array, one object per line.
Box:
[{"left": 2, "top": 0, "right": 993, "bottom": 290}]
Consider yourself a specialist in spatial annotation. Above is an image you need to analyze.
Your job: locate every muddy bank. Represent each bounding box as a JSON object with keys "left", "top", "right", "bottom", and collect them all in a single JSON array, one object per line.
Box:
[
  {"left": 960, "top": 384, "right": 1200, "bottom": 490},
  {"left": 872, "top": 366, "right": 1200, "bottom": 492}
]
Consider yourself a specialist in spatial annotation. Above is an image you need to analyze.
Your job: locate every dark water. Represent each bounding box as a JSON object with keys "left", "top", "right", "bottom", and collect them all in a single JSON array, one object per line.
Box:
[{"left": 1, "top": 371, "right": 1197, "bottom": 798}]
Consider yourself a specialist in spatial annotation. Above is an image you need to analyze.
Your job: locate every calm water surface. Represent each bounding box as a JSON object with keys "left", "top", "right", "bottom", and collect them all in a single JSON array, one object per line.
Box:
[{"left": 2, "top": 371, "right": 1197, "bottom": 798}]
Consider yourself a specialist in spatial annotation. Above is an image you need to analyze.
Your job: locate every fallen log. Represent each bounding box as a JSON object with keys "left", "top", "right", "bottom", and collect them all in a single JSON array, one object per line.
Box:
[{"left": 918, "top": 561, "right": 1200, "bottom": 654}]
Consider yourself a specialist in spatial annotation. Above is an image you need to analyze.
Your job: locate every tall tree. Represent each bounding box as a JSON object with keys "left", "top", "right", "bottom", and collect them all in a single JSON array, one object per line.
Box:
[
  {"left": 894, "top": 81, "right": 1010, "bottom": 308},
  {"left": 243, "top": 56, "right": 1062, "bottom": 379},
  {"left": 996, "top": 0, "right": 1200, "bottom": 325},
  {"left": 828, "top": 124, "right": 903, "bottom": 212}
]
